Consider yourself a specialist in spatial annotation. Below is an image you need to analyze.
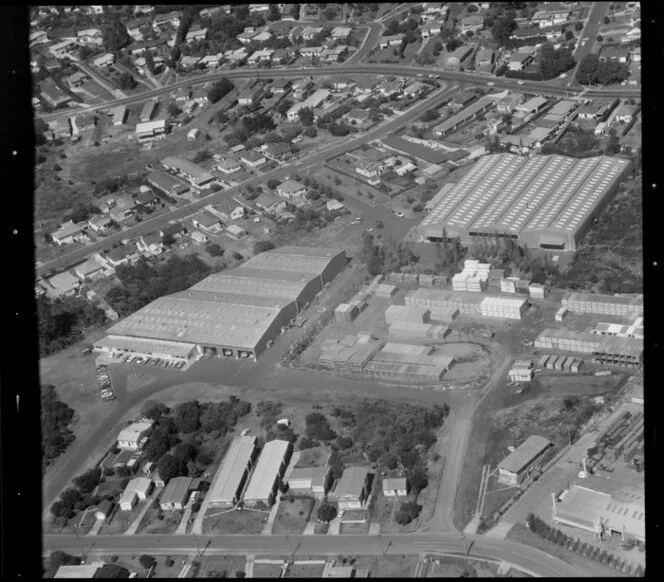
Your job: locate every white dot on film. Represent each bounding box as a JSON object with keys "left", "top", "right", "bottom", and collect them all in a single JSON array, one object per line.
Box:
[
  {"left": 12, "top": 150, "right": 17, "bottom": 155},
  {"left": 655, "top": 262, "right": 658, "bottom": 267},
  {"left": 13, "top": 229, "right": 18, "bottom": 235}
]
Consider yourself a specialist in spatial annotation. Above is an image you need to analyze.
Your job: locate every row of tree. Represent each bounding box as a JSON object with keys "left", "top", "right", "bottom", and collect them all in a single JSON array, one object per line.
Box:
[
  {"left": 575, "top": 53, "right": 630, "bottom": 86},
  {"left": 42, "top": 384, "right": 76, "bottom": 467}
]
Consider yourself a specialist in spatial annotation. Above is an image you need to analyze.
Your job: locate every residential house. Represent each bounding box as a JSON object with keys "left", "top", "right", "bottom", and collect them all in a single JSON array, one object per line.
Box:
[
  {"left": 29, "top": 29, "right": 49, "bottom": 46},
  {"left": 117, "top": 420, "right": 154, "bottom": 450},
  {"left": 65, "top": 71, "right": 88, "bottom": 89},
  {"left": 109, "top": 196, "right": 138, "bottom": 224},
  {"left": 291, "top": 78, "right": 313, "bottom": 99},
  {"left": 379, "top": 79, "right": 403, "bottom": 97},
  {"left": 264, "top": 142, "right": 292, "bottom": 160},
  {"left": 345, "top": 108, "right": 371, "bottom": 126},
  {"left": 331, "top": 77, "right": 352, "bottom": 91},
  {"left": 247, "top": 48, "right": 274, "bottom": 65},
  {"left": 153, "top": 10, "right": 180, "bottom": 30},
  {"left": 240, "top": 150, "right": 267, "bottom": 168},
  {"left": 509, "top": 48, "right": 536, "bottom": 71},
  {"left": 379, "top": 34, "right": 403, "bottom": 49},
  {"left": 332, "top": 466, "right": 372, "bottom": 511},
  {"left": 45, "top": 271, "right": 81, "bottom": 299},
  {"left": 73, "top": 257, "right": 106, "bottom": 282},
  {"left": 77, "top": 28, "right": 103, "bottom": 45},
  {"left": 301, "top": 25, "right": 324, "bottom": 40},
  {"left": 51, "top": 220, "right": 84, "bottom": 245},
  {"left": 126, "top": 17, "right": 151, "bottom": 41},
  {"left": 119, "top": 477, "right": 154, "bottom": 511},
  {"left": 460, "top": 14, "right": 484, "bottom": 33},
  {"left": 128, "top": 40, "right": 162, "bottom": 56},
  {"left": 225, "top": 224, "right": 247, "bottom": 240},
  {"left": 237, "top": 30, "right": 257, "bottom": 44},
  {"left": 49, "top": 37, "right": 77, "bottom": 58},
  {"left": 191, "top": 230, "right": 208, "bottom": 244},
  {"left": 496, "top": 92, "right": 524, "bottom": 113},
  {"left": 216, "top": 158, "right": 242, "bottom": 174},
  {"left": 600, "top": 45, "right": 631, "bottom": 64},
  {"left": 95, "top": 500, "right": 113, "bottom": 521},
  {"left": 135, "top": 188, "right": 158, "bottom": 207},
  {"left": 198, "top": 54, "right": 223, "bottom": 68},
  {"left": 612, "top": 102, "right": 639, "bottom": 124},
  {"left": 160, "top": 476, "right": 193, "bottom": 510},
  {"left": 404, "top": 81, "right": 427, "bottom": 97},
  {"left": 160, "top": 222, "right": 187, "bottom": 240},
  {"left": 191, "top": 210, "right": 223, "bottom": 233},
  {"left": 97, "top": 244, "right": 141, "bottom": 269},
  {"left": 242, "top": 440, "right": 292, "bottom": 507},
  {"left": 88, "top": 214, "right": 113, "bottom": 233},
  {"left": 445, "top": 45, "right": 474, "bottom": 70},
  {"left": 71, "top": 113, "right": 96, "bottom": 133},
  {"left": 148, "top": 169, "right": 189, "bottom": 196},
  {"left": 515, "top": 96, "right": 549, "bottom": 118},
  {"left": 255, "top": 192, "right": 287, "bottom": 214},
  {"left": 356, "top": 160, "right": 384, "bottom": 184},
  {"left": 252, "top": 31, "right": 273, "bottom": 43},
  {"left": 299, "top": 45, "right": 324, "bottom": 57},
  {"left": 238, "top": 88, "right": 262, "bottom": 106},
  {"left": 186, "top": 27, "right": 207, "bottom": 44},
  {"left": 331, "top": 25, "right": 351, "bottom": 40},
  {"left": 40, "top": 79, "right": 72, "bottom": 108},
  {"left": 179, "top": 55, "right": 201, "bottom": 70},
  {"left": 137, "top": 232, "right": 165, "bottom": 256},
  {"left": 54, "top": 564, "right": 105, "bottom": 578},
  {"left": 382, "top": 477, "right": 409, "bottom": 497},
  {"left": 421, "top": 21, "right": 442, "bottom": 39},
  {"left": 272, "top": 48, "right": 292, "bottom": 64},
  {"left": 354, "top": 77, "right": 379, "bottom": 96},
  {"left": 321, "top": 46, "right": 348, "bottom": 61},
  {"left": 206, "top": 202, "right": 245, "bottom": 222},
  {"left": 93, "top": 53, "right": 115, "bottom": 67},
  {"left": 276, "top": 179, "right": 307, "bottom": 200},
  {"left": 475, "top": 48, "right": 495, "bottom": 72},
  {"left": 287, "top": 466, "right": 331, "bottom": 497}
]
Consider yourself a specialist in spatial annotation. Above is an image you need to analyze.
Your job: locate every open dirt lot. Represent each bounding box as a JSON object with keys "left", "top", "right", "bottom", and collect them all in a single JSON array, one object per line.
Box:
[
  {"left": 424, "top": 556, "right": 502, "bottom": 577},
  {"left": 352, "top": 554, "right": 419, "bottom": 577}
]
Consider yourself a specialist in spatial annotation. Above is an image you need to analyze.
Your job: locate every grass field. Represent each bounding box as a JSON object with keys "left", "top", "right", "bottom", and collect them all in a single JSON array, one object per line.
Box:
[
  {"left": 92, "top": 553, "right": 184, "bottom": 578},
  {"left": 272, "top": 495, "right": 315, "bottom": 534},
  {"left": 425, "top": 556, "right": 503, "bottom": 577},
  {"left": 136, "top": 505, "right": 182, "bottom": 535},
  {"left": 203, "top": 506, "right": 267, "bottom": 534},
  {"left": 197, "top": 555, "right": 246, "bottom": 578},
  {"left": 253, "top": 563, "right": 283, "bottom": 577},
  {"left": 284, "top": 563, "right": 325, "bottom": 577},
  {"left": 353, "top": 554, "right": 419, "bottom": 577}
]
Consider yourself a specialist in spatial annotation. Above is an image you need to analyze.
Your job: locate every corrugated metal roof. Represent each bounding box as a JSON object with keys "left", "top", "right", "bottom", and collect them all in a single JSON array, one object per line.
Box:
[
  {"left": 243, "top": 440, "right": 290, "bottom": 502},
  {"left": 208, "top": 436, "right": 256, "bottom": 505},
  {"left": 499, "top": 435, "right": 552, "bottom": 474},
  {"left": 334, "top": 466, "right": 370, "bottom": 499}
]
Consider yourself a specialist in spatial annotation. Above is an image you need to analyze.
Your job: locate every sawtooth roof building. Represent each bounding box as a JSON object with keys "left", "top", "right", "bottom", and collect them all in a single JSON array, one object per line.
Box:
[
  {"left": 415, "top": 154, "right": 631, "bottom": 251},
  {"left": 94, "top": 246, "right": 346, "bottom": 362}
]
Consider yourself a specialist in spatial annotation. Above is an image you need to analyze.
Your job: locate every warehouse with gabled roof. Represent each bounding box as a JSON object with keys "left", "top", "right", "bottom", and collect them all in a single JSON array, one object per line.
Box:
[{"left": 415, "top": 154, "right": 630, "bottom": 251}]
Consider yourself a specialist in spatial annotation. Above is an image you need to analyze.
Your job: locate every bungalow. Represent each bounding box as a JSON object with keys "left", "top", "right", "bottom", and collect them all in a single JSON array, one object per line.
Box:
[
  {"left": 88, "top": 214, "right": 113, "bottom": 233},
  {"left": 160, "top": 222, "right": 187, "bottom": 240},
  {"left": 179, "top": 55, "right": 201, "bottom": 69},
  {"left": 117, "top": 420, "right": 154, "bottom": 450},
  {"left": 331, "top": 77, "right": 352, "bottom": 91},
  {"left": 71, "top": 113, "right": 96, "bottom": 133},
  {"left": 252, "top": 31, "right": 273, "bottom": 43},
  {"left": 237, "top": 30, "right": 257, "bottom": 44},
  {"left": 137, "top": 232, "right": 165, "bottom": 256},
  {"left": 172, "top": 87, "right": 191, "bottom": 102},
  {"left": 238, "top": 88, "right": 262, "bottom": 106},
  {"left": 191, "top": 210, "right": 223, "bottom": 233},
  {"left": 98, "top": 244, "right": 141, "bottom": 269},
  {"left": 356, "top": 160, "right": 384, "bottom": 184},
  {"left": 496, "top": 92, "right": 524, "bottom": 113},
  {"left": 127, "top": 17, "right": 150, "bottom": 41},
  {"left": 94, "top": 500, "right": 113, "bottom": 521},
  {"left": 332, "top": 466, "right": 371, "bottom": 511},
  {"left": 46, "top": 118, "right": 72, "bottom": 140},
  {"left": 475, "top": 48, "right": 495, "bottom": 72},
  {"left": 225, "top": 224, "right": 247, "bottom": 240},
  {"left": 600, "top": 45, "right": 631, "bottom": 64},
  {"left": 383, "top": 477, "right": 409, "bottom": 497},
  {"left": 226, "top": 47, "right": 248, "bottom": 62},
  {"left": 404, "top": 81, "right": 426, "bottom": 97},
  {"left": 264, "top": 142, "right": 292, "bottom": 160},
  {"left": 287, "top": 466, "right": 331, "bottom": 497},
  {"left": 421, "top": 21, "right": 442, "bottom": 39},
  {"left": 299, "top": 45, "right": 324, "bottom": 57},
  {"left": 135, "top": 188, "right": 158, "bottom": 207},
  {"left": 49, "top": 37, "right": 77, "bottom": 58},
  {"left": 354, "top": 77, "right": 379, "bottom": 95},
  {"left": 186, "top": 27, "right": 207, "bottom": 44},
  {"left": 45, "top": 271, "right": 81, "bottom": 299},
  {"left": 301, "top": 25, "right": 324, "bottom": 40},
  {"left": 515, "top": 96, "right": 549, "bottom": 117},
  {"left": 73, "top": 257, "right": 106, "bottom": 282},
  {"left": 216, "top": 158, "right": 242, "bottom": 174},
  {"left": 460, "top": 14, "right": 484, "bottom": 33},
  {"left": 200, "top": 6, "right": 225, "bottom": 19},
  {"left": 93, "top": 53, "right": 115, "bottom": 68},
  {"left": 51, "top": 221, "right": 84, "bottom": 245},
  {"left": 277, "top": 179, "right": 307, "bottom": 200},
  {"left": 40, "top": 79, "right": 72, "bottom": 108},
  {"left": 272, "top": 48, "right": 292, "bottom": 64},
  {"left": 395, "top": 161, "right": 417, "bottom": 176},
  {"left": 191, "top": 230, "right": 208, "bottom": 244},
  {"left": 240, "top": 151, "right": 267, "bottom": 168},
  {"left": 321, "top": 46, "right": 348, "bottom": 62},
  {"left": 65, "top": 71, "right": 88, "bottom": 89},
  {"left": 255, "top": 192, "right": 287, "bottom": 213},
  {"left": 612, "top": 102, "right": 639, "bottom": 124},
  {"left": 198, "top": 54, "right": 223, "bottom": 68},
  {"left": 77, "top": 28, "right": 103, "bottom": 45},
  {"left": 445, "top": 45, "right": 474, "bottom": 70},
  {"left": 120, "top": 477, "right": 154, "bottom": 511},
  {"left": 509, "top": 48, "right": 536, "bottom": 71},
  {"left": 29, "top": 29, "right": 49, "bottom": 46},
  {"left": 379, "top": 34, "right": 403, "bottom": 49},
  {"left": 379, "top": 79, "right": 403, "bottom": 97},
  {"left": 160, "top": 477, "right": 193, "bottom": 511},
  {"left": 110, "top": 196, "right": 138, "bottom": 223},
  {"left": 206, "top": 202, "right": 245, "bottom": 222},
  {"left": 153, "top": 10, "right": 180, "bottom": 30},
  {"left": 128, "top": 40, "right": 162, "bottom": 56},
  {"left": 345, "top": 108, "right": 371, "bottom": 126},
  {"left": 331, "top": 26, "right": 351, "bottom": 39},
  {"left": 247, "top": 48, "right": 274, "bottom": 65}
]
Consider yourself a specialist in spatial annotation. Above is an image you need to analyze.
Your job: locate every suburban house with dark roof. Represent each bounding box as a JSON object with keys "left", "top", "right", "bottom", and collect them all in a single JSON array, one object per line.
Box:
[
  {"left": 160, "top": 476, "right": 193, "bottom": 510},
  {"left": 287, "top": 466, "right": 331, "bottom": 497},
  {"left": 331, "top": 466, "right": 372, "bottom": 511},
  {"left": 160, "top": 222, "right": 187, "bottom": 240},
  {"left": 191, "top": 210, "right": 223, "bottom": 233}
]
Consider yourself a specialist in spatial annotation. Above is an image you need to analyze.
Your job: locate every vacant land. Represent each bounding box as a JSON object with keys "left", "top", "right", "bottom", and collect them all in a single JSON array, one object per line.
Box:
[
  {"left": 284, "top": 563, "right": 326, "bottom": 577},
  {"left": 203, "top": 507, "right": 267, "bottom": 535},
  {"left": 253, "top": 563, "right": 284, "bottom": 577},
  {"left": 136, "top": 506, "right": 181, "bottom": 535},
  {"left": 197, "top": 555, "right": 246, "bottom": 578},
  {"left": 272, "top": 495, "right": 315, "bottom": 534},
  {"left": 352, "top": 554, "right": 419, "bottom": 577}
]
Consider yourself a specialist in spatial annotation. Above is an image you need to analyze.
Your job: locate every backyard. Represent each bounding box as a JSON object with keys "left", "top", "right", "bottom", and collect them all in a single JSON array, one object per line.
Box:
[{"left": 272, "top": 495, "right": 315, "bottom": 534}]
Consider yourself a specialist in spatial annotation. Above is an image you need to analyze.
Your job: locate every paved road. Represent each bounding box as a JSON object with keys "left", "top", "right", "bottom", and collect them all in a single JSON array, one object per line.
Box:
[
  {"left": 38, "top": 62, "right": 640, "bottom": 123},
  {"left": 569, "top": 2, "right": 609, "bottom": 88},
  {"left": 42, "top": 532, "right": 604, "bottom": 577},
  {"left": 343, "top": 22, "right": 384, "bottom": 67},
  {"left": 35, "top": 82, "right": 457, "bottom": 278}
]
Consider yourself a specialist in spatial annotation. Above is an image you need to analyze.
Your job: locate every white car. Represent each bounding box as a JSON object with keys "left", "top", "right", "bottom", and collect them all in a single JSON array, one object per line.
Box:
[
  {"left": 487, "top": 81, "right": 495, "bottom": 86},
  {"left": 417, "top": 73, "right": 424, "bottom": 77},
  {"left": 517, "top": 80, "right": 525, "bottom": 85},
  {"left": 395, "top": 211, "right": 404, "bottom": 217}
]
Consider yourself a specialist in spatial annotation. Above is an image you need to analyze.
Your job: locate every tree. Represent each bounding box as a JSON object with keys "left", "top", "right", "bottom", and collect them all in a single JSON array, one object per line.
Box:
[
  {"left": 253, "top": 240, "right": 275, "bottom": 254},
  {"left": 157, "top": 453, "right": 188, "bottom": 483},
  {"left": 172, "top": 442, "right": 197, "bottom": 462},
  {"left": 167, "top": 103, "right": 181, "bottom": 117},
  {"left": 336, "top": 436, "right": 352, "bottom": 450},
  {"left": 141, "top": 400, "right": 171, "bottom": 420},
  {"left": 382, "top": 453, "right": 398, "bottom": 470},
  {"left": 445, "top": 38, "right": 462, "bottom": 52},
  {"left": 317, "top": 502, "right": 338, "bottom": 522},
  {"left": 298, "top": 106, "right": 314, "bottom": 126},
  {"left": 303, "top": 126, "right": 317, "bottom": 138},
  {"left": 47, "top": 551, "right": 81, "bottom": 575},
  {"left": 206, "top": 243, "right": 224, "bottom": 257},
  {"left": 267, "top": 179, "right": 280, "bottom": 190},
  {"left": 565, "top": 30, "right": 574, "bottom": 40},
  {"left": 491, "top": 16, "right": 518, "bottom": 46},
  {"left": 73, "top": 467, "right": 102, "bottom": 494},
  {"left": 395, "top": 501, "right": 422, "bottom": 525},
  {"left": 575, "top": 21, "right": 584, "bottom": 31},
  {"left": 117, "top": 72, "right": 137, "bottom": 90},
  {"left": 139, "top": 555, "right": 156, "bottom": 570},
  {"left": 207, "top": 78, "right": 234, "bottom": 104},
  {"left": 94, "top": 564, "right": 131, "bottom": 578},
  {"left": 102, "top": 17, "right": 130, "bottom": 51}
]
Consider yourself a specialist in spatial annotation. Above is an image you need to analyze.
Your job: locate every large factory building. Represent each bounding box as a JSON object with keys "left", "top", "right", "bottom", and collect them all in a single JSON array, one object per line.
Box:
[
  {"left": 94, "top": 246, "right": 347, "bottom": 362},
  {"left": 415, "top": 154, "right": 630, "bottom": 252}
]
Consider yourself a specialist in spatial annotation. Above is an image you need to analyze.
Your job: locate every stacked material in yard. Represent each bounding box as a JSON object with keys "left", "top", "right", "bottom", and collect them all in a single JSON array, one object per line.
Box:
[
  {"left": 363, "top": 360, "right": 447, "bottom": 380},
  {"left": 500, "top": 277, "right": 520, "bottom": 293},
  {"left": 385, "top": 304, "right": 431, "bottom": 324},
  {"left": 428, "top": 306, "right": 460, "bottom": 323},
  {"left": 419, "top": 274, "right": 434, "bottom": 287},
  {"left": 529, "top": 283, "right": 548, "bottom": 298},
  {"left": 403, "top": 273, "right": 419, "bottom": 284},
  {"left": 387, "top": 272, "right": 405, "bottom": 283},
  {"left": 405, "top": 288, "right": 485, "bottom": 316},
  {"left": 318, "top": 335, "right": 383, "bottom": 372},
  {"left": 335, "top": 303, "right": 359, "bottom": 322},
  {"left": 375, "top": 283, "right": 399, "bottom": 298},
  {"left": 452, "top": 260, "right": 490, "bottom": 292},
  {"left": 388, "top": 321, "right": 450, "bottom": 339},
  {"left": 433, "top": 275, "right": 448, "bottom": 287},
  {"left": 479, "top": 295, "right": 528, "bottom": 320}
]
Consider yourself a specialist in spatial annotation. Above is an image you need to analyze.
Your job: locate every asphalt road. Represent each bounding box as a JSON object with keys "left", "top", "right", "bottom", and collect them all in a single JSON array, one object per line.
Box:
[
  {"left": 38, "top": 62, "right": 641, "bottom": 123},
  {"left": 42, "top": 532, "right": 605, "bottom": 577},
  {"left": 342, "top": 22, "right": 384, "bottom": 67},
  {"left": 569, "top": 2, "right": 609, "bottom": 88},
  {"left": 35, "top": 82, "right": 457, "bottom": 278}
]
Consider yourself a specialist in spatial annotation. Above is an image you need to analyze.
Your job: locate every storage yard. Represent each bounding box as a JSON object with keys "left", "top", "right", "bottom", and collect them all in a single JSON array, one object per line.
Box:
[
  {"left": 413, "top": 154, "right": 631, "bottom": 251},
  {"left": 93, "top": 246, "right": 347, "bottom": 363}
]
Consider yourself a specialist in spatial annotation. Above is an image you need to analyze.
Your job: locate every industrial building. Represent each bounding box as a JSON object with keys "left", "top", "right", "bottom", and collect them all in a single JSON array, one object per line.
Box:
[
  {"left": 139, "top": 100, "right": 157, "bottom": 122},
  {"left": 242, "top": 439, "right": 292, "bottom": 506},
  {"left": 135, "top": 119, "right": 167, "bottom": 141},
  {"left": 94, "top": 247, "right": 347, "bottom": 363},
  {"left": 207, "top": 436, "right": 257, "bottom": 507},
  {"left": 415, "top": 154, "right": 631, "bottom": 251},
  {"left": 535, "top": 329, "right": 643, "bottom": 368},
  {"left": 553, "top": 473, "right": 645, "bottom": 542},
  {"left": 161, "top": 156, "right": 216, "bottom": 188},
  {"left": 404, "top": 288, "right": 528, "bottom": 320},
  {"left": 498, "top": 435, "right": 554, "bottom": 485},
  {"left": 147, "top": 169, "right": 189, "bottom": 196},
  {"left": 562, "top": 292, "right": 643, "bottom": 319}
]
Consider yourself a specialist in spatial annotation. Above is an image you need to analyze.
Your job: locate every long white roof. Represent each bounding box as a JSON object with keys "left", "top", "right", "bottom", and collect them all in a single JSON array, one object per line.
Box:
[
  {"left": 243, "top": 440, "right": 290, "bottom": 501},
  {"left": 207, "top": 436, "right": 256, "bottom": 505}
]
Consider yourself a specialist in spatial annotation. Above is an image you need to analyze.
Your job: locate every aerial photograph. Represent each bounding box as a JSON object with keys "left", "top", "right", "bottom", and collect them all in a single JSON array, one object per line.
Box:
[{"left": 33, "top": 2, "right": 644, "bottom": 578}]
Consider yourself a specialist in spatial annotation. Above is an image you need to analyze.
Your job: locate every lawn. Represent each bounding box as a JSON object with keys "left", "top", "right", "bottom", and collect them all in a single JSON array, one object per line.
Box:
[
  {"left": 284, "top": 563, "right": 325, "bottom": 577},
  {"left": 340, "top": 521, "right": 370, "bottom": 534},
  {"left": 352, "top": 555, "right": 418, "bottom": 577},
  {"left": 425, "top": 556, "right": 499, "bottom": 577},
  {"left": 136, "top": 505, "right": 182, "bottom": 535},
  {"left": 99, "top": 503, "right": 147, "bottom": 535},
  {"left": 253, "top": 563, "right": 284, "bottom": 577},
  {"left": 197, "top": 555, "right": 247, "bottom": 578},
  {"left": 272, "top": 495, "right": 315, "bottom": 534},
  {"left": 202, "top": 506, "right": 267, "bottom": 534},
  {"left": 93, "top": 553, "right": 183, "bottom": 578}
]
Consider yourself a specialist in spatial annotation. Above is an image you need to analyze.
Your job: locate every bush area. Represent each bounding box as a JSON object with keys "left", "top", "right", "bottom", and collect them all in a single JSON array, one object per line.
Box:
[
  {"left": 525, "top": 514, "right": 644, "bottom": 575},
  {"left": 43, "top": 551, "right": 81, "bottom": 578},
  {"left": 42, "top": 384, "right": 76, "bottom": 468},
  {"left": 575, "top": 53, "right": 630, "bottom": 86},
  {"left": 359, "top": 231, "right": 420, "bottom": 276},
  {"left": 105, "top": 256, "right": 212, "bottom": 317},
  {"left": 37, "top": 295, "right": 107, "bottom": 357}
]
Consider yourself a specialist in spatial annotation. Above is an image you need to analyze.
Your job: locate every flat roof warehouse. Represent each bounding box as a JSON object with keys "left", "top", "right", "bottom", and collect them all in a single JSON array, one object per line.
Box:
[
  {"left": 416, "top": 153, "right": 630, "bottom": 251},
  {"left": 94, "top": 246, "right": 347, "bottom": 361}
]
